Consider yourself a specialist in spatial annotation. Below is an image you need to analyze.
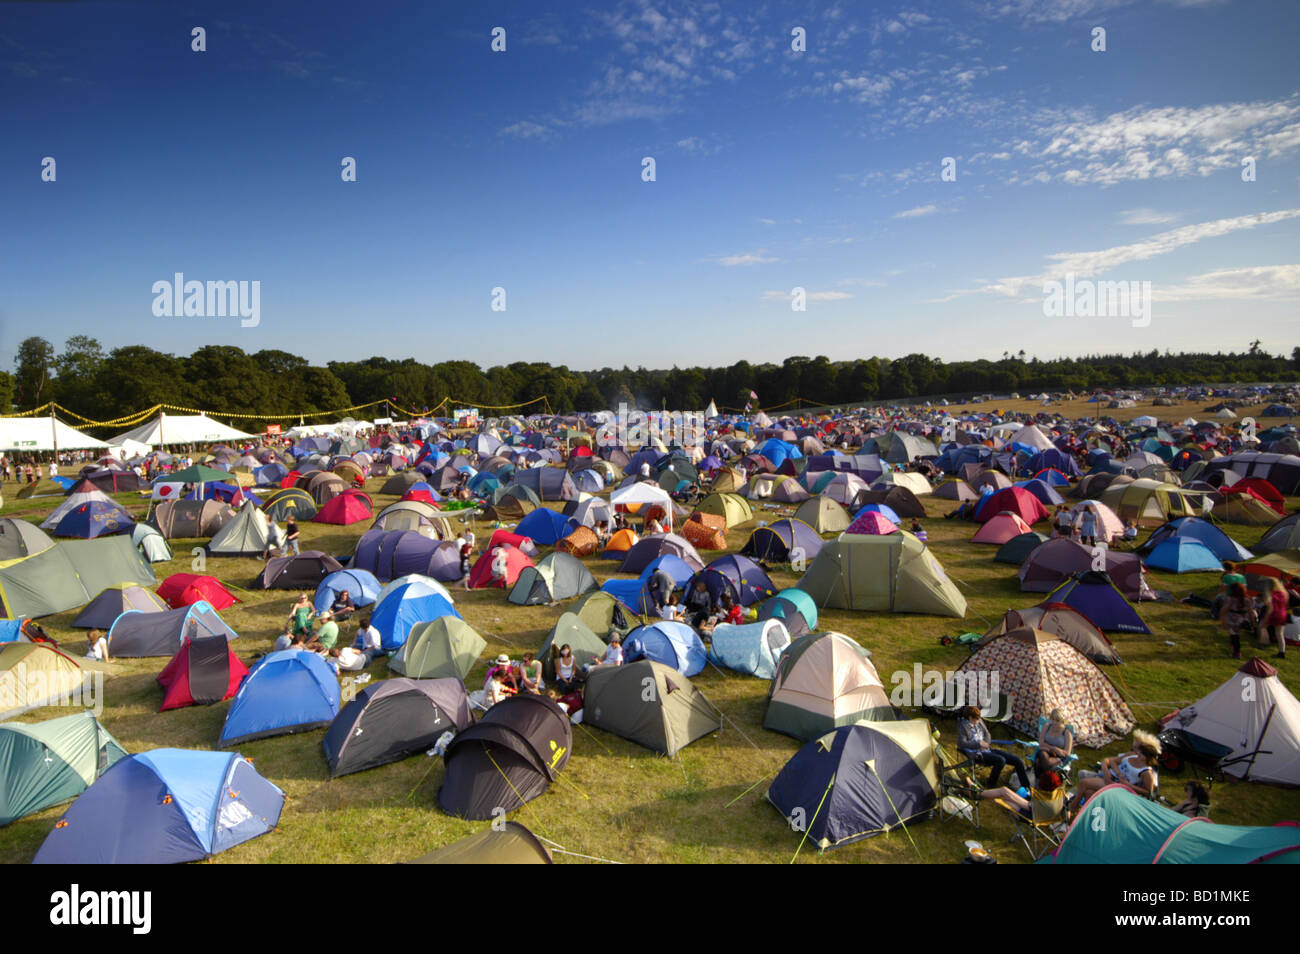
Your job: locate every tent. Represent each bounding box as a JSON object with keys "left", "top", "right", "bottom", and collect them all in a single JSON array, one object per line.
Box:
[
  {"left": 1101, "top": 478, "right": 1200, "bottom": 528},
  {"left": 33, "top": 749, "right": 284, "bottom": 864},
  {"left": 407, "top": 820, "right": 552, "bottom": 864},
  {"left": 694, "top": 492, "right": 754, "bottom": 528},
  {"left": 601, "top": 528, "right": 639, "bottom": 558},
  {"left": 1045, "top": 572, "right": 1151, "bottom": 633},
  {"left": 507, "top": 552, "right": 598, "bottom": 606},
  {"left": 220, "top": 650, "right": 341, "bottom": 747},
  {"left": 110, "top": 412, "right": 254, "bottom": 446},
  {"left": 974, "top": 486, "right": 1049, "bottom": 525},
  {"left": 72, "top": 583, "right": 168, "bottom": 629},
  {"left": 979, "top": 602, "right": 1120, "bottom": 665},
  {"left": 993, "top": 531, "right": 1049, "bottom": 565},
  {"left": 854, "top": 485, "right": 927, "bottom": 518},
  {"left": 108, "top": 600, "right": 238, "bottom": 658},
  {"left": 1143, "top": 537, "right": 1223, "bottom": 573},
  {"left": 0, "top": 518, "right": 54, "bottom": 562},
  {"left": 971, "top": 511, "right": 1032, "bottom": 544},
  {"left": 707, "top": 619, "right": 791, "bottom": 679},
  {"left": 256, "top": 551, "right": 344, "bottom": 590},
  {"left": 1216, "top": 494, "right": 1280, "bottom": 526},
  {"left": 957, "top": 627, "right": 1134, "bottom": 747},
  {"left": 538, "top": 612, "right": 611, "bottom": 682},
  {"left": 157, "top": 573, "right": 238, "bottom": 610},
  {"left": 148, "top": 499, "right": 234, "bottom": 539},
  {"left": 371, "top": 579, "right": 461, "bottom": 651},
  {"left": 439, "top": 694, "right": 572, "bottom": 819},
  {"left": 0, "top": 416, "right": 107, "bottom": 453},
  {"left": 466, "top": 544, "right": 535, "bottom": 590},
  {"left": 623, "top": 621, "right": 708, "bottom": 676},
  {"left": 515, "top": 508, "right": 577, "bottom": 546},
  {"left": 39, "top": 484, "right": 116, "bottom": 532},
  {"left": 1045, "top": 785, "right": 1300, "bottom": 864},
  {"left": 0, "top": 643, "right": 84, "bottom": 718},
  {"left": 792, "top": 497, "right": 851, "bottom": 534},
  {"left": 352, "top": 529, "right": 463, "bottom": 583},
  {"left": 764, "top": 631, "right": 896, "bottom": 741},
  {"left": 0, "top": 536, "right": 155, "bottom": 620},
  {"left": 570, "top": 590, "right": 636, "bottom": 639},
  {"left": 1165, "top": 658, "right": 1300, "bottom": 786},
  {"left": 1256, "top": 513, "right": 1300, "bottom": 556},
  {"left": 766, "top": 720, "right": 940, "bottom": 850},
  {"left": 206, "top": 500, "right": 271, "bottom": 556},
  {"left": 132, "top": 523, "right": 173, "bottom": 563},
  {"left": 0, "top": 712, "right": 127, "bottom": 827},
  {"left": 798, "top": 531, "right": 967, "bottom": 617},
  {"left": 156, "top": 634, "right": 249, "bottom": 710},
  {"left": 610, "top": 482, "right": 675, "bottom": 531},
  {"left": 1017, "top": 538, "right": 1151, "bottom": 600},
  {"left": 739, "top": 518, "right": 824, "bottom": 565},
  {"left": 389, "top": 616, "right": 486, "bottom": 679},
  {"left": 758, "top": 588, "right": 819, "bottom": 637},
  {"left": 619, "top": 534, "right": 703, "bottom": 574},
  {"left": 692, "top": 554, "right": 777, "bottom": 607},
  {"left": 844, "top": 510, "right": 900, "bottom": 536},
  {"left": 50, "top": 500, "right": 134, "bottom": 539},
  {"left": 584, "top": 660, "right": 722, "bottom": 756},
  {"left": 262, "top": 487, "right": 318, "bottom": 522},
  {"left": 1137, "top": 516, "right": 1253, "bottom": 562},
  {"left": 508, "top": 468, "right": 578, "bottom": 502},
  {"left": 324, "top": 677, "right": 472, "bottom": 777}
]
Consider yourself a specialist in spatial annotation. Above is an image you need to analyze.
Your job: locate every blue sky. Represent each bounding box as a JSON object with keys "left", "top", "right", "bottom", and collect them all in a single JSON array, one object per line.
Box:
[{"left": 2, "top": 0, "right": 1297, "bottom": 371}]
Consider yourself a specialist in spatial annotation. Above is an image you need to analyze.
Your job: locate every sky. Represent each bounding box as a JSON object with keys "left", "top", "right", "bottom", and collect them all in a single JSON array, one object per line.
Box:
[{"left": 2, "top": 0, "right": 1298, "bottom": 373}]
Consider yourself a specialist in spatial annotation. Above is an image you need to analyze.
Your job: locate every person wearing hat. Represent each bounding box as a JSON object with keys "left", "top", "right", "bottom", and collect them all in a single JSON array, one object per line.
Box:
[
  {"left": 485, "top": 653, "right": 517, "bottom": 706},
  {"left": 487, "top": 653, "right": 518, "bottom": 692},
  {"left": 313, "top": 611, "right": 339, "bottom": 652}
]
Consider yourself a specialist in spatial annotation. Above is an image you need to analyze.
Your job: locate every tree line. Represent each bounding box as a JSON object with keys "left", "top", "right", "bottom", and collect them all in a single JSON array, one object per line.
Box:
[{"left": 5, "top": 336, "right": 1298, "bottom": 430}]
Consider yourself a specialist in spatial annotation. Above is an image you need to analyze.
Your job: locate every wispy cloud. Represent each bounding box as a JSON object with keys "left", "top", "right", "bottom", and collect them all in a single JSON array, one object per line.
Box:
[
  {"left": 500, "top": 120, "right": 553, "bottom": 140},
  {"left": 761, "top": 289, "right": 854, "bottom": 301},
  {"left": 1120, "top": 207, "right": 1179, "bottom": 226},
  {"left": 714, "top": 250, "right": 780, "bottom": 266},
  {"left": 894, "top": 204, "right": 940, "bottom": 219},
  {"left": 1155, "top": 264, "right": 1300, "bottom": 301}
]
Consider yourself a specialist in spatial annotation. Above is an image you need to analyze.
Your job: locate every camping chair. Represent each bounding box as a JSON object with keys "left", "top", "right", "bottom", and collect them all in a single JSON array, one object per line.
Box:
[
  {"left": 992, "top": 786, "right": 1066, "bottom": 860},
  {"left": 935, "top": 738, "right": 984, "bottom": 829}
]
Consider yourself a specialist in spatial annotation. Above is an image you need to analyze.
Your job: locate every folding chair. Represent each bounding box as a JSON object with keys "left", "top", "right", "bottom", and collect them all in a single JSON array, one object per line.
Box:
[
  {"left": 994, "top": 786, "right": 1066, "bottom": 860},
  {"left": 935, "top": 739, "right": 984, "bottom": 829}
]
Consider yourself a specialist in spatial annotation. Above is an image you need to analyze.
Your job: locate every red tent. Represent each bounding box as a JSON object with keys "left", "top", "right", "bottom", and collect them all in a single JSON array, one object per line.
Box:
[
  {"left": 157, "top": 573, "right": 239, "bottom": 610},
  {"left": 466, "top": 544, "right": 535, "bottom": 589},
  {"left": 313, "top": 491, "right": 373, "bottom": 525},
  {"left": 972, "top": 511, "right": 1033, "bottom": 544},
  {"left": 156, "top": 635, "right": 248, "bottom": 711},
  {"left": 975, "top": 486, "right": 1049, "bottom": 525},
  {"left": 400, "top": 489, "right": 440, "bottom": 507},
  {"left": 487, "top": 528, "right": 539, "bottom": 558},
  {"left": 1218, "top": 479, "right": 1285, "bottom": 515},
  {"left": 280, "top": 470, "right": 302, "bottom": 489}
]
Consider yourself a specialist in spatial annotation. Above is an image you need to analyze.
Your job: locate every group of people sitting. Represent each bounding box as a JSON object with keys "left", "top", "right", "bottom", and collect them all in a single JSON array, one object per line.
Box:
[
  {"left": 653, "top": 575, "right": 744, "bottom": 636},
  {"left": 273, "top": 592, "right": 384, "bottom": 671},
  {"left": 957, "top": 706, "right": 1208, "bottom": 828}
]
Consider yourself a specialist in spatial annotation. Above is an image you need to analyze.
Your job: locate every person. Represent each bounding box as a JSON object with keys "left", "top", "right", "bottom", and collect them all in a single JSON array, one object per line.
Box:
[
  {"left": 485, "top": 667, "right": 512, "bottom": 706},
  {"left": 330, "top": 589, "right": 356, "bottom": 622},
  {"left": 48, "top": 459, "right": 58, "bottom": 479},
  {"left": 284, "top": 516, "right": 301, "bottom": 556},
  {"left": 685, "top": 579, "right": 714, "bottom": 630},
  {"left": 1076, "top": 506, "right": 1098, "bottom": 547},
  {"left": 1223, "top": 582, "right": 1256, "bottom": 660},
  {"left": 718, "top": 591, "right": 743, "bottom": 626},
  {"left": 1070, "top": 730, "right": 1161, "bottom": 812},
  {"left": 595, "top": 520, "right": 611, "bottom": 547},
  {"left": 357, "top": 616, "right": 384, "bottom": 663},
  {"left": 659, "top": 591, "right": 684, "bottom": 621},
  {"left": 554, "top": 644, "right": 580, "bottom": 694},
  {"left": 85, "top": 628, "right": 109, "bottom": 662},
  {"left": 287, "top": 593, "right": 314, "bottom": 638},
  {"left": 645, "top": 514, "right": 665, "bottom": 535},
  {"left": 1120, "top": 519, "right": 1139, "bottom": 546},
  {"left": 1037, "top": 709, "right": 1074, "bottom": 767},
  {"left": 957, "top": 705, "right": 1031, "bottom": 791},
  {"left": 459, "top": 538, "right": 473, "bottom": 579},
  {"left": 489, "top": 547, "right": 509, "bottom": 585},
  {"left": 273, "top": 631, "right": 294, "bottom": 652},
  {"left": 313, "top": 611, "right": 339, "bottom": 652},
  {"left": 648, "top": 567, "right": 677, "bottom": 613},
  {"left": 640, "top": 461, "right": 652, "bottom": 480},
  {"left": 263, "top": 519, "right": 285, "bottom": 559},
  {"left": 909, "top": 518, "right": 928, "bottom": 544},
  {"left": 1053, "top": 505, "right": 1073, "bottom": 538},
  {"left": 487, "top": 653, "right": 518, "bottom": 693},
  {"left": 517, "top": 651, "right": 544, "bottom": 694},
  {"left": 979, "top": 752, "right": 1065, "bottom": 818},
  {"left": 1172, "top": 781, "right": 1211, "bottom": 818},
  {"left": 1263, "top": 577, "right": 1289, "bottom": 658},
  {"left": 590, "top": 634, "right": 623, "bottom": 669}
]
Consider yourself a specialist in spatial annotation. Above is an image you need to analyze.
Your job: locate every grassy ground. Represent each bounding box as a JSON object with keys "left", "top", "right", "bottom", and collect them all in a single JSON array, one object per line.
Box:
[{"left": 2, "top": 407, "right": 1299, "bottom": 864}]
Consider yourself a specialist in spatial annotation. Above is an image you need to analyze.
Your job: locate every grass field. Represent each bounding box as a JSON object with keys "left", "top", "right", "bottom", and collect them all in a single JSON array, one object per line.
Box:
[{"left": 1, "top": 396, "right": 1298, "bottom": 865}]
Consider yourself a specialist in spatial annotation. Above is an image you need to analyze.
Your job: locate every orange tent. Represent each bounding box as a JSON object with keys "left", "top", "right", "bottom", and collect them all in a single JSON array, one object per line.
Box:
[
  {"left": 558, "top": 525, "right": 599, "bottom": 558},
  {"left": 602, "top": 528, "right": 638, "bottom": 557}
]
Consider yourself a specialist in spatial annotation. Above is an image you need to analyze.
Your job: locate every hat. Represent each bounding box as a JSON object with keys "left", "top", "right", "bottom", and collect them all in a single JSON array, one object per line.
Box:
[
  {"left": 494, "top": 653, "right": 511, "bottom": 666},
  {"left": 316, "top": 610, "right": 333, "bottom": 620}
]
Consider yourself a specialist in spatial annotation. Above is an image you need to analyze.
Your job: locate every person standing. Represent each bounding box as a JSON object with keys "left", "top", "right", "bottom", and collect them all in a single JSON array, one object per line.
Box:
[
  {"left": 284, "top": 515, "right": 301, "bottom": 556},
  {"left": 1263, "top": 577, "right": 1289, "bottom": 659}
]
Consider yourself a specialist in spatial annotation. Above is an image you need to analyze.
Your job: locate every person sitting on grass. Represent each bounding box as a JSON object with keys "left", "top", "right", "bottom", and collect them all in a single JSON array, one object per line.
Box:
[
  {"left": 356, "top": 616, "right": 384, "bottom": 663},
  {"left": 85, "top": 628, "right": 109, "bottom": 662},
  {"left": 487, "top": 653, "right": 518, "bottom": 693},
  {"left": 312, "top": 611, "right": 339, "bottom": 652},
  {"left": 554, "top": 644, "right": 580, "bottom": 694},
  {"left": 659, "top": 590, "right": 684, "bottom": 622},
  {"left": 485, "top": 667, "right": 512, "bottom": 707},
  {"left": 717, "top": 591, "right": 743, "bottom": 627},
  {"left": 586, "top": 635, "right": 623, "bottom": 670},
  {"left": 1173, "top": 781, "right": 1211, "bottom": 818},
  {"left": 909, "top": 518, "right": 928, "bottom": 544},
  {"left": 287, "top": 593, "right": 314, "bottom": 638},
  {"left": 516, "top": 651, "right": 544, "bottom": 694}
]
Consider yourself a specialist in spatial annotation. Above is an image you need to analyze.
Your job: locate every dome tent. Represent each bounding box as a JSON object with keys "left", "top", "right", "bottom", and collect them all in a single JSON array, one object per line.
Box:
[
  {"left": 797, "top": 531, "right": 966, "bottom": 618},
  {"left": 0, "top": 712, "right": 127, "bottom": 827},
  {"left": 584, "top": 660, "right": 721, "bottom": 756},
  {"left": 764, "top": 631, "right": 896, "bottom": 741},
  {"left": 324, "top": 677, "right": 472, "bottom": 778},
  {"left": 219, "top": 650, "right": 340, "bottom": 747},
  {"left": 388, "top": 616, "right": 486, "bottom": 679}
]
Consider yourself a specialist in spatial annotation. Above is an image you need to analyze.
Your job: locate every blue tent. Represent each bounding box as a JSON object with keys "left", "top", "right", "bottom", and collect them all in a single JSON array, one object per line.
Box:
[
  {"left": 1013, "top": 478, "right": 1066, "bottom": 508},
  {"left": 1026, "top": 448, "right": 1082, "bottom": 478},
  {"left": 758, "top": 588, "right": 819, "bottom": 634},
  {"left": 853, "top": 503, "right": 902, "bottom": 524},
  {"left": 314, "top": 568, "right": 381, "bottom": 613},
  {"left": 52, "top": 500, "right": 135, "bottom": 539},
  {"left": 34, "top": 748, "right": 285, "bottom": 863},
  {"left": 370, "top": 583, "right": 461, "bottom": 650},
  {"left": 219, "top": 650, "right": 340, "bottom": 747},
  {"left": 1045, "top": 572, "right": 1151, "bottom": 634},
  {"left": 623, "top": 621, "right": 707, "bottom": 676},
  {"left": 601, "top": 554, "right": 696, "bottom": 614},
  {"left": 757, "top": 439, "right": 801, "bottom": 469},
  {"left": 708, "top": 619, "right": 791, "bottom": 678},
  {"left": 253, "top": 462, "right": 289, "bottom": 486},
  {"left": 1143, "top": 538, "right": 1223, "bottom": 574},
  {"left": 0, "top": 618, "right": 27, "bottom": 643},
  {"left": 516, "top": 508, "right": 577, "bottom": 546},
  {"left": 695, "top": 554, "right": 777, "bottom": 606},
  {"left": 1137, "top": 516, "right": 1253, "bottom": 563}
]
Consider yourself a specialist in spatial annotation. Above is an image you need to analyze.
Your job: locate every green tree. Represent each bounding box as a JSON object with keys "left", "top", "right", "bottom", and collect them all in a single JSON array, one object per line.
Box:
[{"left": 14, "top": 337, "right": 55, "bottom": 410}]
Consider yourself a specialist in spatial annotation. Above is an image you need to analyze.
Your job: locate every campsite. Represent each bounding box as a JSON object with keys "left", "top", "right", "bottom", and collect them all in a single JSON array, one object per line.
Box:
[{"left": 1, "top": 391, "right": 1299, "bottom": 865}]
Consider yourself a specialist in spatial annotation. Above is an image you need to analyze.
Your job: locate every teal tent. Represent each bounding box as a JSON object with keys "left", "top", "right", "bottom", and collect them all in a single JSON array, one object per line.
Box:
[{"left": 0, "top": 712, "right": 128, "bottom": 826}]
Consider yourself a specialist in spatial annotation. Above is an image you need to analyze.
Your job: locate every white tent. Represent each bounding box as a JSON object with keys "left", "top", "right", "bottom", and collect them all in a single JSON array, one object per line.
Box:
[
  {"left": 0, "top": 417, "right": 107, "bottom": 452},
  {"left": 1132, "top": 415, "right": 1159, "bottom": 428},
  {"left": 1007, "top": 422, "right": 1055, "bottom": 451},
  {"left": 110, "top": 412, "right": 253, "bottom": 446},
  {"left": 1168, "top": 658, "right": 1300, "bottom": 786},
  {"left": 610, "top": 481, "right": 674, "bottom": 531},
  {"left": 106, "top": 438, "right": 152, "bottom": 460}
]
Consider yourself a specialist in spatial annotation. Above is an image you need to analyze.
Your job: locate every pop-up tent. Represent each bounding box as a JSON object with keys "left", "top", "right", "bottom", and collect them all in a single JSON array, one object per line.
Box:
[
  {"left": 389, "top": 616, "right": 486, "bottom": 679},
  {"left": 707, "top": 618, "right": 791, "bottom": 679},
  {"left": 156, "top": 634, "right": 248, "bottom": 710},
  {"left": 107, "top": 600, "right": 238, "bottom": 658},
  {"left": 33, "top": 749, "right": 284, "bottom": 864},
  {"left": 324, "top": 677, "right": 472, "bottom": 778},
  {"left": 219, "top": 650, "right": 340, "bottom": 747}
]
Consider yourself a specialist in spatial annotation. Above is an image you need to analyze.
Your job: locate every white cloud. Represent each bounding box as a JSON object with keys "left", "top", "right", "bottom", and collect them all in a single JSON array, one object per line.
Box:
[
  {"left": 1155, "top": 264, "right": 1300, "bottom": 301},
  {"left": 894, "top": 204, "right": 939, "bottom": 219},
  {"left": 500, "top": 120, "right": 552, "bottom": 140},
  {"left": 715, "top": 251, "right": 780, "bottom": 266},
  {"left": 1120, "top": 207, "right": 1179, "bottom": 226}
]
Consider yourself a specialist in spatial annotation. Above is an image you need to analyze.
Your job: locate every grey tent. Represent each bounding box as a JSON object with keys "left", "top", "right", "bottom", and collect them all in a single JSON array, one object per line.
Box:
[
  {"left": 324, "top": 677, "right": 472, "bottom": 777},
  {"left": 372, "top": 500, "right": 453, "bottom": 538},
  {"left": 106, "top": 600, "right": 237, "bottom": 658},
  {"left": 508, "top": 552, "right": 598, "bottom": 606},
  {"left": 508, "top": 468, "right": 577, "bottom": 501},
  {"left": 149, "top": 499, "right": 234, "bottom": 539},
  {"left": 569, "top": 590, "right": 636, "bottom": 639},
  {"left": 0, "top": 518, "right": 54, "bottom": 562},
  {"left": 207, "top": 501, "right": 271, "bottom": 557},
  {"left": 584, "top": 660, "right": 722, "bottom": 756},
  {"left": 72, "top": 583, "right": 169, "bottom": 629},
  {"left": 994, "top": 531, "right": 1050, "bottom": 565},
  {"left": 388, "top": 616, "right": 486, "bottom": 679},
  {"left": 0, "top": 537, "right": 155, "bottom": 620},
  {"left": 131, "top": 523, "right": 173, "bottom": 563},
  {"left": 539, "top": 612, "right": 608, "bottom": 681},
  {"left": 407, "top": 821, "right": 552, "bottom": 864}
]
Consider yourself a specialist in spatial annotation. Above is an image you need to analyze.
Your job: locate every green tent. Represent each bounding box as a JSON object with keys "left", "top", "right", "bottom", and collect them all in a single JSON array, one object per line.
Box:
[
  {"left": 407, "top": 820, "right": 552, "bottom": 864},
  {"left": 571, "top": 590, "right": 635, "bottom": 639},
  {"left": 797, "top": 530, "right": 967, "bottom": 618},
  {"left": 1046, "top": 785, "right": 1300, "bottom": 864},
  {"left": 0, "top": 536, "right": 155, "bottom": 620},
  {"left": 539, "top": 613, "right": 608, "bottom": 681},
  {"left": 508, "top": 552, "right": 598, "bottom": 606},
  {"left": 792, "top": 496, "right": 851, "bottom": 534},
  {"left": 166, "top": 464, "right": 236, "bottom": 485},
  {"left": 584, "top": 659, "right": 722, "bottom": 756},
  {"left": 0, "top": 711, "right": 127, "bottom": 826},
  {"left": 694, "top": 492, "right": 753, "bottom": 528},
  {"left": 388, "top": 616, "right": 486, "bottom": 680}
]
